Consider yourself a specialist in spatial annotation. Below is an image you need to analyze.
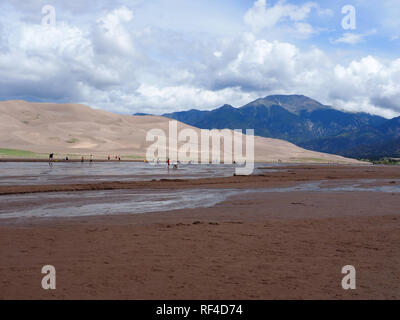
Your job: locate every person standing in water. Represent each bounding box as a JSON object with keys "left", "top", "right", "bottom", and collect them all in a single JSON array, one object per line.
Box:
[{"left": 48, "top": 153, "right": 54, "bottom": 166}]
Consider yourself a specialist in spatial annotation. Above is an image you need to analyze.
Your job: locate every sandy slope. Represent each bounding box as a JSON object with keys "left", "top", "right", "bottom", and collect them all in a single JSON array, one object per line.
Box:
[{"left": 0, "top": 100, "right": 360, "bottom": 163}]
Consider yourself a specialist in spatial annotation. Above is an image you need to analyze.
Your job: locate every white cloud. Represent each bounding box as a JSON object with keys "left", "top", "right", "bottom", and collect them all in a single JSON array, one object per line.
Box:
[
  {"left": 243, "top": 0, "right": 323, "bottom": 38},
  {"left": 0, "top": 0, "right": 400, "bottom": 119},
  {"left": 94, "top": 6, "right": 135, "bottom": 55},
  {"left": 0, "top": 6, "right": 141, "bottom": 106},
  {"left": 333, "top": 29, "right": 377, "bottom": 45},
  {"left": 135, "top": 85, "right": 258, "bottom": 114},
  {"left": 334, "top": 33, "right": 364, "bottom": 45},
  {"left": 292, "top": 22, "right": 315, "bottom": 38},
  {"left": 329, "top": 56, "right": 400, "bottom": 117},
  {"left": 201, "top": 35, "right": 400, "bottom": 118}
]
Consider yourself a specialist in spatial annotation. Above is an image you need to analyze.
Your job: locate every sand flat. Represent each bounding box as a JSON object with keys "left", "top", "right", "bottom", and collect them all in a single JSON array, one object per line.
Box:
[{"left": 0, "top": 165, "right": 399, "bottom": 299}]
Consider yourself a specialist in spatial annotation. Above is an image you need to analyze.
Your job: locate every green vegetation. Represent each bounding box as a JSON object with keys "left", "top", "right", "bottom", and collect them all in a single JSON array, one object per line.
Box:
[
  {"left": 66, "top": 138, "right": 79, "bottom": 144},
  {"left": 0, "top": 148, "right": 45, "bottom": 158},
  {"left": 371, "top": 158, "right": 400, "bottom": 165},
  {"left": 0, "top": 149, "right": 147, "bottom": 160}
]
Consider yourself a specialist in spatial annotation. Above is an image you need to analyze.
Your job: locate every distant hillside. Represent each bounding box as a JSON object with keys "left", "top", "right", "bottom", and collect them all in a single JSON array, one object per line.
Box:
[
  {"left": 164, "top": 95, "right": 386, "bottom": 145},
  {"left": 163, "top": 95, "right": 391, "bottom": 159},
  {"left": 301, "top": 116, "right": 400, "bottom": 159},
  {"left": 134, "top": 112, "right": 153, "bottom": 116}
]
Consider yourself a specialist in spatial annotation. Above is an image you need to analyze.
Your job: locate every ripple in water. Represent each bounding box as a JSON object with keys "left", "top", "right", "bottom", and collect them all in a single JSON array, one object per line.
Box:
[{"left": 1, "top": 180, "right": 400, "bottom": 220}]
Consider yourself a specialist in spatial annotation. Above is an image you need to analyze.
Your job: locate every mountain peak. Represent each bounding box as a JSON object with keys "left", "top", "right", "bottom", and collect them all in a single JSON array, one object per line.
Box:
[
  {"left": 218, "top": 104, "right": 235, "bottom": 110},
  {"left": 162, "top": 94, "right": 387, "bottom": 157},
  {"left": 265, "top": 94, "right": 314, "bottom": 100},
  {"left": 262, "top": 94, "right": 328, "bottom": 114},
  {"left": 239, "top": 94, "right": 329, "bottom": 115}
]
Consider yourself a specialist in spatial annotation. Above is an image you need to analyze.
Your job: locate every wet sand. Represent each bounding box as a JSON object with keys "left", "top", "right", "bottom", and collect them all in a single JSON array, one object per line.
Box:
[
  {"left": 0, "top": 158, "right": 144, "bottom": 162},
  {"left": 1, "top": 165, "right": 400, "bottom": 299},
  {"left": 0, "top": 163, "right": 397, "bottom": 196}
]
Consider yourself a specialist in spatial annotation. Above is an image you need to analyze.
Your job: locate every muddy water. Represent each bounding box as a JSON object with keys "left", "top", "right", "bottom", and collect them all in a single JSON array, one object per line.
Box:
[
  {"left": 0, "top": 162, "right": 283, "bottom": 185},
  {"left": 1, "top": 179, "right": 400, "bottom": 220}
]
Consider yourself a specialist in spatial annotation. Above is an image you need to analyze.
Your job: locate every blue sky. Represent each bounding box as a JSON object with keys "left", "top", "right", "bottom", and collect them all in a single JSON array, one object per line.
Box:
[{"left": 0, "top": 0, "right": 400, "bottom": 118}]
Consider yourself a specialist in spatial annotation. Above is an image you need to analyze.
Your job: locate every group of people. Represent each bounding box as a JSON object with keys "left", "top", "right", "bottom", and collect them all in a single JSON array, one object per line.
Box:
[
  {"left": 167, "top": 158, "right": 178, "bottom": 170},
  {"left": 108, "top": 155, "right": 121, "bottom": 161},
  {"left": 48, "top": 153, "right": 121, "bottom": 163}
]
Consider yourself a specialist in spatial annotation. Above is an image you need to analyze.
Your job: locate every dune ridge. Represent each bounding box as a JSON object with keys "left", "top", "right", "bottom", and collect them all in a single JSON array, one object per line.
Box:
[{"left": 0, "top": 100, "right": 361, "bottom": 163}]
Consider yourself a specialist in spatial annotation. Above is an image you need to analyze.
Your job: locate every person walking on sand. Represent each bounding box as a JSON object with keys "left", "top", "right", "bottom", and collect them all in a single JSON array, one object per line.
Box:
[
  {"left": 90, "top": 154, "right": 94, "bottom": 163},
  {"left": 81, "top": 156, "right": 84, "bottom": 163}
]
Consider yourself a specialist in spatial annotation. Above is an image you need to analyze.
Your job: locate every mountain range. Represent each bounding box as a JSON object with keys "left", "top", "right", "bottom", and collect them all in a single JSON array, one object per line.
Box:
[{"left": 162, "top": 95, "right": 400, "bottom": 159}]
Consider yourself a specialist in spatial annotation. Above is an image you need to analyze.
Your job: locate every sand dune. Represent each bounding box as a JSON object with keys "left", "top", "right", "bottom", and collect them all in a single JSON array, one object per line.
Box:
[{"left": 0, "top": 100, "right": 360, "bottom": 163}]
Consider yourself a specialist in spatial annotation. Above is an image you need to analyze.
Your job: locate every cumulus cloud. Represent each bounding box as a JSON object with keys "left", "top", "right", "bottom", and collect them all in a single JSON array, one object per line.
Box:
[
  {"left": 243, "top": 0, "right": 327, "bottom": 38},
  {"left": 0, "top": 0, "right": 399, "bottom": 119},
  {"left": 0, "top": 10, "right": 142, "bottom": 113},
  {"left": 134, "top": 85, "right": 258, "bottom": 114},
  {"left": 329, "top": 56, "right": 400, "bottom": 118},
  {"left": 94, "top": 6, "right": 135, "bottom": 55},
  {"left": 192, "top": 34, "right": 400, "bottom": 118},
  {"left": 244, "top": 0, "right": 315, "bottom": 28}
]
